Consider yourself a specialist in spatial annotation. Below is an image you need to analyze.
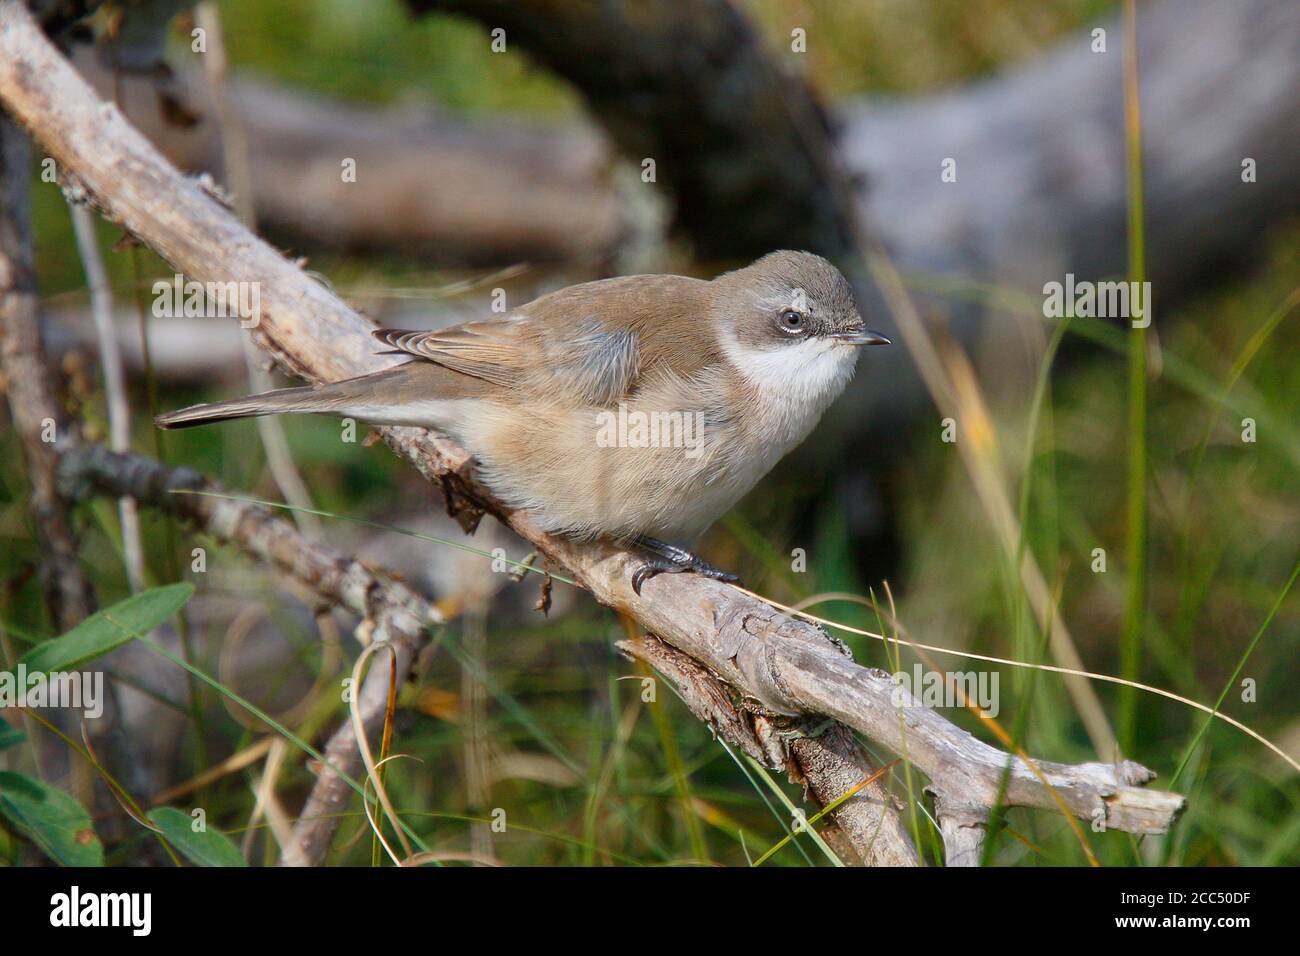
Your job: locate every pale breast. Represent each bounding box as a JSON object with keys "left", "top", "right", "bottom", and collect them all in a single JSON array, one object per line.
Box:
[{"left": 446, "top": 365, "right": 751, "bottom": 540}]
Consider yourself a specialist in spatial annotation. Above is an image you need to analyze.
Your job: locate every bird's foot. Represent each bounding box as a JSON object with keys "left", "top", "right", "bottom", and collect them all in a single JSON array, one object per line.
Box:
[{"left": 629, "top": 535, "right": 742, "bottom": 595}]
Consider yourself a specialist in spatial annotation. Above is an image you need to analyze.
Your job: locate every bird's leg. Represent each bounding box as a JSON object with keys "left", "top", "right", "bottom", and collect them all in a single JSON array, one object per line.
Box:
[{"left": 629, "top": 535, "right": 741, "bottom": 595}]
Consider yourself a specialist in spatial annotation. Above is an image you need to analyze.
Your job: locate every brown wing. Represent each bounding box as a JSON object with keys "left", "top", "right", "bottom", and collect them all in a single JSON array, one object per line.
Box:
[
  {"left": 371, "top": 273, "right": 718, "bottom": 405},
  {"left": 371, "top": 315, "right": 641, "bottom": 405},
  {"left": 372, "top": 320, "right": 529, "bottom": 390}
]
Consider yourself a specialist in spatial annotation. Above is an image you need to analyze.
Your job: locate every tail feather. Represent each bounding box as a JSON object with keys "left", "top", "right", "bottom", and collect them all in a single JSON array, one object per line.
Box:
[
  {"left": 155, "top": 361, "right": 480, "bottom": 431},
  {"left": 155, "top": 384, "right": 338, "bottom": 429}
]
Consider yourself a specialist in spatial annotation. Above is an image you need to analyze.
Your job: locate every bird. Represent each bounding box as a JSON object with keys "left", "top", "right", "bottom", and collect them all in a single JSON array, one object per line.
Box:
[{"left": 156, "top": 250, "right": 890, "bottom": 592}]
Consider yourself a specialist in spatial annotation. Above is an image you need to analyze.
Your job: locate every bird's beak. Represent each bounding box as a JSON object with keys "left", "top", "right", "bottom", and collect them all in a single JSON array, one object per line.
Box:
[{"left": 833, "top": 328, "right": 892, "bottom": 346}]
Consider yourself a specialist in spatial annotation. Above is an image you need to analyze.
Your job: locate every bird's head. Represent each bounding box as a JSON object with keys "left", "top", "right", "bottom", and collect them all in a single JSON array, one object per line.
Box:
[{"left": 712, "top": 250, "right": 889, "bottom": 402}]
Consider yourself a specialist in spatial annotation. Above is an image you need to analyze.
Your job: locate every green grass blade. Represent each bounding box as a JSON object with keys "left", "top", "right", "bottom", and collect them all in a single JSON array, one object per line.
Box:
[
  {"left": 147, "top": 806, "right": 246, "bottom": 867},
  {"left": 18, "top": 583, "right": 193, "bottom": 674},
  {"left": 0, "top": 771, "right": 104, "bottom": 866}
]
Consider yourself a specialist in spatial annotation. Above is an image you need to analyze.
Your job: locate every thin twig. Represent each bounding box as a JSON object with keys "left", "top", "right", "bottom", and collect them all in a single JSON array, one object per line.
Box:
[
  {"left": 461, "top": 603, "right": 493, "bottom": 864},
  {"left": 69, "top": 201, "right": 146, "bottom": 591}
]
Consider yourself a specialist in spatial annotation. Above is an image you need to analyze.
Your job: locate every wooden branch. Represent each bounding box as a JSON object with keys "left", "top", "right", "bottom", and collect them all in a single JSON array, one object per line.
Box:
[
  {"left": 58, "top": 446, "right": 914, "bottom": 867},
  {"left": 620, "top": 633, "right": 916, "bottom": 867},
  {"left": 600, "top": 561, "right": 1182, "bottom": 834},
  {"left": 54, "top": 443, "right": 444, "bottom": 866},
  {"left": 0, "top": 2, "right": 1184, "bottom": 863},
  {"left": 932, "top": 795, "right": 987, "bottom": 869},
  {"left": 69, "top": 199, "right": 148, "bottom": 591},
  {"left": 0, "top": 116, "right": 94, "bottom": 631}
]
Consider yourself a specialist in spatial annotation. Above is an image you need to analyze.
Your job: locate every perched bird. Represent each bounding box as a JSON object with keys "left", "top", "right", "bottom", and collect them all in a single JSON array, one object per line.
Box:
[{"left": 157, "top": 250, "right": 889, "bottom": 591}]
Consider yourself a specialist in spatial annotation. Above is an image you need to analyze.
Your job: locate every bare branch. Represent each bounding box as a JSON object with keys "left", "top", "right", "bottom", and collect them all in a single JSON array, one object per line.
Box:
[
  {"left": 620, "top": 633, "right": 916, "bottom": 867},
  {"left": 932, "top": 795, "right": 987, "bottom": 868},
  {"left": 69, "top": 200, "right": 146, "bottom": 591}
]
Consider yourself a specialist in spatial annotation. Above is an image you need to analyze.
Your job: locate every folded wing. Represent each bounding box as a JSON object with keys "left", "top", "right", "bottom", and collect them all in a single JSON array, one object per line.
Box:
[
  {"left": 373, "top": 322, "right": 527, "bottom": 389},
  {"left": 372, "top": 315, "right": 641, "bottom": 406}
]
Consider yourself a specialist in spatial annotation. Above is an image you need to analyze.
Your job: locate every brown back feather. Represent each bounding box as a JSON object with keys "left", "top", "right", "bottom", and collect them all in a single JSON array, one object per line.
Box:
[{"left": 371, "top": 273, "right": 724, "bottom": 405}]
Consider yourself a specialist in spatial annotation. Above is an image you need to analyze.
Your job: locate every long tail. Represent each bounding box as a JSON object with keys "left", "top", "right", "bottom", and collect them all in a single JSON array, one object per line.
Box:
[
  {"left": 156, "top": 361, "right": 468, "bottom": 430},
  {"left": 156, "top": 382, "right": 353, "bottom": 429}
]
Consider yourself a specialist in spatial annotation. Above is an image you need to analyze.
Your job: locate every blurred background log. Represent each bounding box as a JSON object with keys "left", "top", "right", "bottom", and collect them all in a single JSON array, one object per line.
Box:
[
  {"left": 71, "top": 48, "right": 622, "bottom": 267},
  {"left": 408, "top": 0, "right": 861, "bottom": 262},
  {"left": 843, "top": 0, "right": 1300, "bottom": 308}
]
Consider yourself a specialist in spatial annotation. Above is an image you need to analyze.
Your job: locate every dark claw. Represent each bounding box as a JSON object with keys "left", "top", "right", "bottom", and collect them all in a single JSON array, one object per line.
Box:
[
  {"left": 628, "top": 536, "right": 742, "bottom": 594},
  {"left": 631, "top": 558, "right": 688, "bottom": 595}
]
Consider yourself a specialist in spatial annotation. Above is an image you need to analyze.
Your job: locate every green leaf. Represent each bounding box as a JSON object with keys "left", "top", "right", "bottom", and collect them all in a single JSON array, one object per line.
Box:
[
  {"left": 147, "top": 806, "right": 245, "bottom": 867},
  {"left": 0, "top": 715, "right": 23, "bottom": 750},
  {"left": 17, "top": 583, "right": 194, "bottom": 675},
  {"left": 0, "top": 771, "right": 103, "bottom": 866}
]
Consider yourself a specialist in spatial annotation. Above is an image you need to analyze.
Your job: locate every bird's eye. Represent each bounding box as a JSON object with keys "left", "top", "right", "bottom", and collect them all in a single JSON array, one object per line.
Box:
[{"left": 779, "top": 309, "right": 805, "bottom": 332}]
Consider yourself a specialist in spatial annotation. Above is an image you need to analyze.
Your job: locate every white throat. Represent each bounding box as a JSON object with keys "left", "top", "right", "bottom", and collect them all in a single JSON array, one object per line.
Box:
[
  {"left": 716, "top": 328, "right": 858, "bottom": 474},
  {"left": 720, "top": 328, "right": 858, "bottom": 414}
]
